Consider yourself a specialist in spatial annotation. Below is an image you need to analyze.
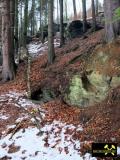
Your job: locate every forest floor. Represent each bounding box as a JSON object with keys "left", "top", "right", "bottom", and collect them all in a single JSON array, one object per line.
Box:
[{"left": 0, "top": 30, "right": 120, "bottom": 160}]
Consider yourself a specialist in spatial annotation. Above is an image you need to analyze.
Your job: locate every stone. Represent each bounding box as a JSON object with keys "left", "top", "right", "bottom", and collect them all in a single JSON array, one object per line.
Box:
[
  {"left": 64, "top": 42, "right": 120, "bottom": 108},
  {"left": 67, "top": 20, "right": 91, "bottom": 38}
]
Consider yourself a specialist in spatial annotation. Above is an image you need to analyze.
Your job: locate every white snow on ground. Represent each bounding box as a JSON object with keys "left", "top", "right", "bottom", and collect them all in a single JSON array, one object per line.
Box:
[
  {"left": 0, "top": 120, "right": 96, "bottom": 160},
  {"left": 0, "top": 91, "right": 39, "bottom": 109},
  {"left": 117, "top": 147, "right": 120, "bottom": 155},
  {"left": 28, "top": 42, "right": 45, "bottom": 56},
  {"left": 28, "top": 39, "right": 60, "bottom": 58},
  {"left": 0, "top": 114, "right": 9, "bottom": 120},
  {"left": 0, "top": 91, "right": 97, "bottom": 160},
  {"left": 0, "top": 91, "right": 120, "bottom": 160}
]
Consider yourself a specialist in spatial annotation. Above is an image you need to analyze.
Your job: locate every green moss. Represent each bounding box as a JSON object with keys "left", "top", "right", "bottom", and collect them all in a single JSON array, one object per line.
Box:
[
  {"left": 65, "top": 44, "right": 120, "bottom": 108},
  {"left": 66, "top": 72, "right": 110, "bottom": 107},
  {"left": 111, "top": 76, "right": 120, "bottom": 88}
]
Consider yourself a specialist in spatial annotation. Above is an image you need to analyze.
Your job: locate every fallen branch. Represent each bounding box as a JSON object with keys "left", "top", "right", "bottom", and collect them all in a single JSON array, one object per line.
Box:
[
  {"left": 9, "top": 121, "right": 23, "bottom": 140},
  {"left": 15, "top": 102, "right": 45, "bottom": 136}
]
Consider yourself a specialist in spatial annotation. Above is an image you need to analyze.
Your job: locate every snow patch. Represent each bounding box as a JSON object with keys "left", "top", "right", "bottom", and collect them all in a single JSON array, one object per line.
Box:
[
  {"left": 0, "top": 91, "right": 40, "bottom": 109},
  {"left": 28, "top": 39, "right": 60, "bottom": 58},
  {"left": 0, "top": 114, "right": 9, "bottom": 120},
  {"left": 0, "top": 120, "right": 96, "bottom": 160},
  {"left": 117, "top": 147, "right": 120, "bottom": 155}
]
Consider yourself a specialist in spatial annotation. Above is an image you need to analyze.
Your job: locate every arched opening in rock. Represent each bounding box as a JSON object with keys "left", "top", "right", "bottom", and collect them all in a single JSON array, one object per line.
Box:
[
  {"left": 31, "top": 88, "right": 42, "bottom": 101},
  {"left": 31, "top": 88, "right": 56, "bottom": 103}
]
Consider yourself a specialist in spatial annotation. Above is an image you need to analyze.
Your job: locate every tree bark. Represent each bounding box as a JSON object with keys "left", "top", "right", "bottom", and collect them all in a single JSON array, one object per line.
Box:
[
  {"left": 10, "top": 0, "right": 16, "bottom": 70},
  {"left": 95, "top": 0, "right": 99, "bottom": 15},
  {"left": 23, "top": 0, "right": 28, "bottom": 47},
  {"left": 104, "top": 0, "right": 120, "bottom": 42},
  {"left": 1, "top": 0, "right": 15, "bottom": 81},
  {"left": 82, "top": 0, "right": 87, "bottom": 32},
  {"left": 31, "top": 0, "right": 35, "bottom": 36},
  {"left": 15, "top": 0, "right": 19, "bottom": 55},
  {"left": 73, "top": 0, "right": 77, "bottom": 19},
  {"left": 57, "top": 0, "right": 59, "bottom": 24},
  {"left": 91, "top": 0, "right": 96, "bottom": 30},
  {"left": 64, "top": 0, "right": 68, "bottom": 22},
  {"left": 40, "top": 0, "right": 44, "bottom": 43},
  {"left": 48, "top": 0, "right": 55, "bottom": 64},
  {"left": 59, "top": 0, "right": 64, "bottom": 47},
  {"left": 20, "top": 0, "right": 23, "bottom": 48}
]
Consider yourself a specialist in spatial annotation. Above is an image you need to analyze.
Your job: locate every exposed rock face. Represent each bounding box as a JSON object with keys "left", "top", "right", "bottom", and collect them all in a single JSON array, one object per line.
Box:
[
  {"left": 65, "top": 41, "right": 120, "bottom": 107},
  {"left": 67, "top": 20, "right": 92, "bottom": 38}
]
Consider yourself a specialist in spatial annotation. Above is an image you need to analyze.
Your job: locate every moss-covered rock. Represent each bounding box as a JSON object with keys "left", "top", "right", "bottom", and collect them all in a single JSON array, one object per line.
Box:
[
  {"left": 65, "top": 72, "right": 110, "bottom": 107},
  {"left": 65, "top": 42, "right": 120, "bottom": 108}
]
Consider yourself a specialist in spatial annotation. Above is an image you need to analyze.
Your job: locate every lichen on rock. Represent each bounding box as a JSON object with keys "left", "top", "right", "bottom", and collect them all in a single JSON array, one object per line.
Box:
[{"left": 65, "top": 42, "right": 120, "bottom": 108}]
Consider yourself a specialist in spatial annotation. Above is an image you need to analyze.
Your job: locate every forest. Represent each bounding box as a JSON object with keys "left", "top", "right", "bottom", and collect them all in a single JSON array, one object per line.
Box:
[{"left": 0, "top": 0, "right": 120, "bottom": 159}]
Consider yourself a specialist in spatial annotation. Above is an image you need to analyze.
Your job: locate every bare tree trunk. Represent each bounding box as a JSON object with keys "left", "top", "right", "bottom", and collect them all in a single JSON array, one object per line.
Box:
[
  {"left": 15, "top": 0, "right": 19, "bottom": 55},
  {"left": 27, "top": 51, "right": 31, "bottom": 99},
  {"left": 64, "top": 0, "right": 68, "bottom": 22},
  {"left": 44, "top": 2, "right": 48, "bottom": 26},
  {"left": 48, "top": 0, "right": 55, "bottom": 64},
  {"left": 57, "top": 0, "right": 59, "bottom": 24},
  {"left": 10, "top": 0, "right": 16, "bottom": 70},
  {"left": 1, "top": 0, "right": 15, "bottom": 81},
  {"left": 104, "top": 0, "right": 120, "bottom": 42},
  {"left": 73, "top": 0, "right": 77, "bottom": 19},
  {"left": 40, "top": 0, "right": 44, "bottom": 43},
  {"left": 91, "top": 0, "right": 96, "bottom": 30},
  {"left": 82, "top": 0, "right": 87, "bottom": 32},
  {"left": 0, "top": 13, "right": 1, "bottom": 58},
  {"left": 0, "top": 12, "right": 1, "bottom": 42},
  {"left": 23, "top": 0, "right": 28, "bottom": 48},
  {"left": 20, "top": 1, "right": 23, "bottom": 47},
  {"left": 95, "top": 0, "right": 99, "bottom": 16},
  {"left": 59, "top": 0, "right": 64, "bottom": 47},
  {"left": 31, "top": 0, "right": 35, "bottom": 36},
  {"left": 39, "top": 0, "right": 41, "bottom": 30}
]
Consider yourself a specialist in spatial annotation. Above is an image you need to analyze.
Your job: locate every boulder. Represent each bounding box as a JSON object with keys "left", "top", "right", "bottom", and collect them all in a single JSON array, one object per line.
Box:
[
  {"left": 67, "top": 20, "right": 91, "bottom": 38},
  {"left": 64, "top": 41, "right": 120, "bottom": 108}
]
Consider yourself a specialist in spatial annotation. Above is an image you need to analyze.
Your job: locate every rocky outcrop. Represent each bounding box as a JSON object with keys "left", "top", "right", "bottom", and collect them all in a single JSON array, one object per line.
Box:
[{"left": 65, "top": 41, "right": 120, "bottom": 107}]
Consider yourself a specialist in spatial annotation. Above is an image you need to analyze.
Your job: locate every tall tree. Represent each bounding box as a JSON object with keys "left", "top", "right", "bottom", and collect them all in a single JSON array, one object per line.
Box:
[
  {"left": 104, "top": 0, "right": 120, "bottom": 42},
  {"left": 31, "top": 0, "right": 35, "bottom": 35},
  {"left": 59, "top": 0, "right": 64, "bottom": 47},
  {"left": 48, "top": 0, "right": 55, "bottom": 64},
  {"left": 1, "top": 0, "right": 15, "bottom": 81},
  {"left": 95, "top": 0, "right": 99, "bottom": 15},
  {"left": 23, "top": 0, "right": 29, "bottom": 47},
  {"left": 44, "top": 1, "right": 48, "bottom": 26},
  {"left": 39, "top": 0, "right": 44, "bottom": 43},
  {"left": 57, "top": 0, "right": 59, "bottom": 24},
  {"left": 39, "top": 0, "right": 48, "bottom": 43},
  {"left": 73, "top": 0, "right": 77, "bottom": 19},
  {"left": 15, "top": 0, "right": 19, "bottom": 55},
  {"left": 19, "top": 0, "right": 23, "bottom": 48},
  {"left": 0, "top": 13, "right": 1, "bottom": 49},
  {"left": 82, "top": 0, "right": 87, "bottom": 32},
  {"left": 91, "top": 0, "right": 96, "bottom": 30},
  {"left": 10, "top": 0, "right": 16, "bottom": 68},
  {"left": 64, "top": 0, "right": 68, "bottom": 21}
]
